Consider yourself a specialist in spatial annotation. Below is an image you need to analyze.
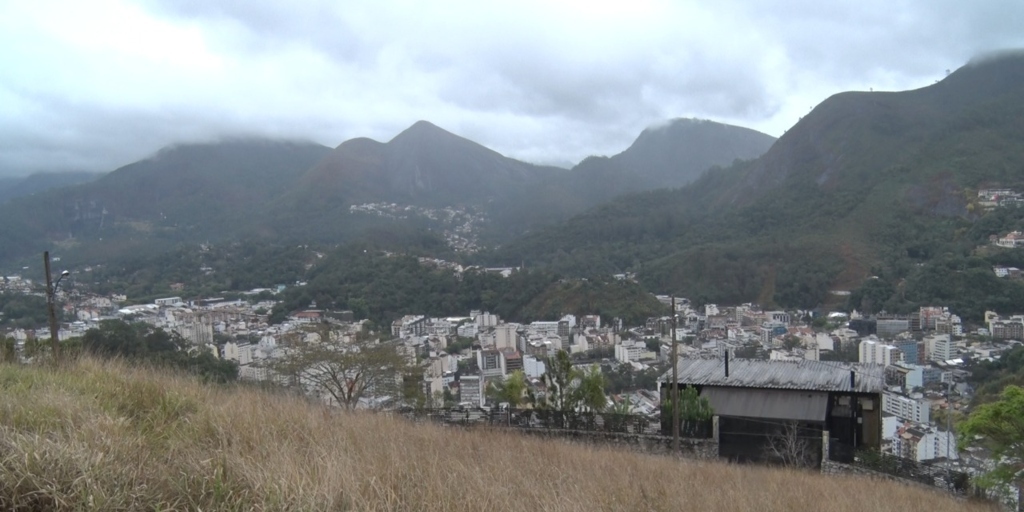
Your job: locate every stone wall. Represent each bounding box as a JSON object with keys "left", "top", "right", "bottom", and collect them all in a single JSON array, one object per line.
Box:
[{"left": 499, "top": 427, "right": 719, "bottom": 460}]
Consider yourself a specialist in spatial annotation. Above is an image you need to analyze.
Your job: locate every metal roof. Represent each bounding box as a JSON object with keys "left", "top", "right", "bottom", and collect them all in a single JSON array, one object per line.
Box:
[
  {"left": 660, "top": 358, "right": 884, "bottom": 393},
  {"left": 701, "top": 387, "right": 829, "bottom": 422}
]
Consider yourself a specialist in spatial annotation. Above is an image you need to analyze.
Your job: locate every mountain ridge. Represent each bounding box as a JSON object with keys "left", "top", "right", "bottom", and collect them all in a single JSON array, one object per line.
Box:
[{"left": 496, "top": 51, "right": 1024, "bottom": 313}]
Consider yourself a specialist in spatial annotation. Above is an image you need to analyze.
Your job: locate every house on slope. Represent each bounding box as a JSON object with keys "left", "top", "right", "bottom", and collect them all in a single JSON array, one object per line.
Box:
[{"left": 660, "top": 357, "right": 884, "bottom": 465}]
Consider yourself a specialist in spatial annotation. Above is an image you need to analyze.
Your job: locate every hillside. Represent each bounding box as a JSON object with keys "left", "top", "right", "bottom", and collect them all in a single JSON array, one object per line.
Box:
[
  {"left": 489, "top": 118, "right": 775, "bottom": 231},
  {"left": 0, "top": 117, "right": 779, "bottom": 268},
  {"left": 497, "top": 51, "right": 1024, "bottom": 313},
  {"left": 0, "top": 358, "right": 989, "bottom": 511},
  {"left": 269, "top": 246, "right": 665, "bottom": 326},
  {"left": 0, "top": 139, "right": 331, "bottom": 267},
  {"left": 293, "top": 120, "right": 562, "bottom": 208},
  {"left": 0, "top": 171, "right": 103, "bottom": 204}
]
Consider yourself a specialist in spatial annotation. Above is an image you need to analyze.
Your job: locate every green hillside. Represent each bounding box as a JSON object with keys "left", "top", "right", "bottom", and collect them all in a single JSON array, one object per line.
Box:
[
  {"left": 497, "top": 51, "right": 1024, "bottom": 317},
  {"left": 0, "top": 139, "right": 331, "bottom": 268}
]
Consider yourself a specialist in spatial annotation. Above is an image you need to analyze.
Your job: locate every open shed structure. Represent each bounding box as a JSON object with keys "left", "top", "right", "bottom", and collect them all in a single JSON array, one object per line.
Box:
[{"left": 660, "top": 357, "right": 884, "bottom": 465}]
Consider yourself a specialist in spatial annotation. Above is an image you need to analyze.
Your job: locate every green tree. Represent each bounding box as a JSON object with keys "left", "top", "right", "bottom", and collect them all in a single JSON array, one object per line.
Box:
[
  {"left": 81, "top": 319, "right": 237, "bottom": 383},
  {"left": 959, "top": 385, "right": 1024, "bottom": 487},
  {"left": 577, "top": 365, "right": 607, "bottom": 412},
  {"left": 536, "top": 350, "right": 579, "bottom": 411},
  {"left": 0, "top": 336, "right": 15, "bottom": 363},
  {"left": 533, "top": 350, "right": 608, "bottom": 413},
  {"left": 487, "top": 370, "right": 528, "bottom": 407}
]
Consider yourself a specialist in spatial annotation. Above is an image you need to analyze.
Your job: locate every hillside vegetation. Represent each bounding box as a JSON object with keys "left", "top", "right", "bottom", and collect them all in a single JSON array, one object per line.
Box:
[
  {"left": 0, "top": 358, "right": 993, "bottom": 511},
  {"left": 498, "top": 52, "right": 1024, "bottom": 314}
]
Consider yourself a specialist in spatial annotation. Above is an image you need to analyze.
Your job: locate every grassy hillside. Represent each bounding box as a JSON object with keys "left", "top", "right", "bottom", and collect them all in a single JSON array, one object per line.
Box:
[{"left": 0, "top": 358, "right": 992, "bottom": 511}]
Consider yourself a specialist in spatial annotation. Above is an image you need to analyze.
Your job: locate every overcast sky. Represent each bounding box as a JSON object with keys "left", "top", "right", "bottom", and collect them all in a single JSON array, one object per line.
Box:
[{"left": 1, "top": 0, "right": 1023, "bottom": 175}]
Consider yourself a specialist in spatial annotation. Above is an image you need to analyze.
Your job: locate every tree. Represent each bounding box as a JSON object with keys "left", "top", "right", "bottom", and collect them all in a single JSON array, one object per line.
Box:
[
  {"left": 533, "top": 350, "right": 608, "bottom": 413},
  {"left": 0, "top": 336, "right": 15, "bottom": 363},
  {"left": 536, "top": 350, "right": 578, "bottom": 411},
  {"left": 661, "top": 386, "right": 713, "bottom": 437},
  {"left": 577, "top": 365, "right": 607, "bottom": 412},
  {"left": 959, "top": 385, "right": 1024, "bottom": 487},
  {"left": 488, "top": 370, "right": 528, "bottom": 407},
  {"left": 271, "top": 328, "right": 408, "bottom": 410},
  {"left": 763, "top": 421, "right": 817, "bottom": 467},
  {"left": 82, "top": 319, "right": 237, "bottom": 383}
]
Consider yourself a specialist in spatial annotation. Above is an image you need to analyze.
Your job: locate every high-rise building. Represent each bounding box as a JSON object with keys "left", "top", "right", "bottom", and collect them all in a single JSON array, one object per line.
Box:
[
  {"left": 459, "top": 375, "right": 483, "bottom": 407},
  {"left": 859, "top": 339, "right": 900, "bottom": 365}
]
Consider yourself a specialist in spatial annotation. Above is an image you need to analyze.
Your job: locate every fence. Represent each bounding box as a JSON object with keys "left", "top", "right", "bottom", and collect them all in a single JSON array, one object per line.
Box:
[
  {"left": 835, "top": 449, "right": 972, "bottom": 495},
  {"left": 399, "top": 407, "right": 713, "bottom": 439}
]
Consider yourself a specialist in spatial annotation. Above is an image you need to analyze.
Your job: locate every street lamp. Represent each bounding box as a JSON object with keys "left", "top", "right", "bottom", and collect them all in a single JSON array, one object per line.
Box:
[{"left": 43, "top": 251, "right": 69, "bottom": 359}]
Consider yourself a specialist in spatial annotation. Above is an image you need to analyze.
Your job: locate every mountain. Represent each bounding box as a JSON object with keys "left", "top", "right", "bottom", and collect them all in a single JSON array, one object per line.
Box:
[
  {"left": 0, "top": 118, "right": 777, "bottom": 268},
  {"left": 0, "top": 139, "right": 331, "bottom": 266},
  {"left": 575, "top": 118, "right": 775, "bottom": 200},
  {"left": 289, "top": 120, "right": 563, "bottom": 208},
  {"left": 0, "top": 171, "right": 104, "bottom": 204},
  {"left": 489, "top": 119, "right": 775, "bottom": 231},
  {"left": 497, "top": 51, "right": 1024, "bottom": 315}
]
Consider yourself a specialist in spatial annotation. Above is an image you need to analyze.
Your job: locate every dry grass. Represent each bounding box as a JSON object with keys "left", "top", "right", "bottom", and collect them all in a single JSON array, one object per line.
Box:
[{"left": 0, "top": 358, "right": 995, "bottom": 511}]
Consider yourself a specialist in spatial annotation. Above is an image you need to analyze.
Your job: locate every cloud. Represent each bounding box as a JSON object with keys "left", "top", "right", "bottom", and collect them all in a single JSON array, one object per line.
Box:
[{"left": 2, "top": 0, "right": 1024, "bottom": 175}]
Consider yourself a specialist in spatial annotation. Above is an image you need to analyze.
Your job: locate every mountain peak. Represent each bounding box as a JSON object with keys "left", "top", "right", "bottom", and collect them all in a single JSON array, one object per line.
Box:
[{"left": 390, "top": 120, "right": 458, "bottom": 143}]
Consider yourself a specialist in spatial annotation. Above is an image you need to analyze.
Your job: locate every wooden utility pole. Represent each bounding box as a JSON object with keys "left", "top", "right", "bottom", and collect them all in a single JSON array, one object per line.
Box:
[
  {"left": 671, "top": 296, "right": 679, "bottom": 451},
  {"left": 43, "top": 251, "right": 60, "bottom": 359}
]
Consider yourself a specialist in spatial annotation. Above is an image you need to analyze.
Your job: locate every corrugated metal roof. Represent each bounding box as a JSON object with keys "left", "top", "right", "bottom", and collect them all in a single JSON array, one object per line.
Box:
[
  {"left": 701, "top": 387, "right": 829, "bottom": 422},
  {"left": 660, "top": 358, "right": 884, "bottom": 393}
]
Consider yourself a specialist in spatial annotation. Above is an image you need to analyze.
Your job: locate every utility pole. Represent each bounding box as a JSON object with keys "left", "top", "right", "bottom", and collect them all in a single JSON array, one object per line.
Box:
[
  {"left": 671, "top": 296, "right": 679, "bottom": 451},
  {"left": 43, "top": 251, "right": 60, "bottom": 360},
  {"left": 945, "top": 375, "right": 953, "bottom": 490}
]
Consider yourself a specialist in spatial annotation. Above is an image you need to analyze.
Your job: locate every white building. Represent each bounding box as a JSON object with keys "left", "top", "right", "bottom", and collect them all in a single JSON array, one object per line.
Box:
[
  {"left": 882, "top": 391, "right": 931, "bottom": 424},
  {"left": 925, "top": 334, "right": 956, "bottom": 363},
  {"left": 475, "top": 312, "right": 498, "bottom": 328},
  {"left": 529, "top": 321, "right": 561, "bottom": 338},
  {"left": 614, "top": 340, "right": 646, "bottom": 363},
  {"left": 893, "top": 424, "right": 958, "bottom": 462},
  {"left": 456, "top": 322, "right": 479, "bottom": 338},
  {"left": 859, "top": 339, "right": 900, "bottom": 365},
  {"left": 523, "top": 355, "right": 546, "bottom": 379}
]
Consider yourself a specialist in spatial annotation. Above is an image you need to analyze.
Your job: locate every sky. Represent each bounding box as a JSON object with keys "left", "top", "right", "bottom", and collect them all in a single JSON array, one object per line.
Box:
[{"left": 2, "top": 1, "right": 1023, "bottom": 176}]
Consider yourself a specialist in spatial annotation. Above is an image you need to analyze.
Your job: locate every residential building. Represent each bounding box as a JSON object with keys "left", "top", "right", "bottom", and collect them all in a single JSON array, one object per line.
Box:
[
  {"left": 876, "top": 316, "right": 910, "bottom": 339},
  {"left": 502, "top": 349, "right": 523, "bottom": 373},
  {"left": 893, "top": 423, "right": 958, "bottom": 462},
  {"left": 934, "top": 312, "right": 963, "bottom": 336},
  {"left": 892, "top": 339, "right": 925, "bottom": 365},
  {"left": 760, "top": 320, "right": 787, "bottom": 345},
  {"left": 614, "top": 339, "right": 646, "bottom": 363},
  {"left": 475, "top": 312, "right": 498, "bottom": 328},
  {"left": 477, "top": 349, "right": 505, "bottom": 378},
  {"left": 996, "top": 231, "right": 1024, "bottom": 248},
  {"left": 918, "top": 307, "right": 944, "bottom": 331},
  {"left": 925, "top": 334, "right": 956, "bottom": 363},
  {"left": 456, "top": 322, "right": 479, "bottom": 338},
  {"left": 882, "top": 391, "right": 930, "bottom": 423},
  {"left": 529, "top": 321, "right": 561, "bottom": 338},
  {"left": 459, "top": 375, "right": 483, "bottom": 407},
  {"left": 391, "top": 315, "right": 427, "bottom": 337},
  {"left": 987, "top": 312, "right": 1024, "bottom": 340},
  {"left": 859, "top": 339, "right": 900, "bottom": 366},
  {"left": 523, "top": 355, "right": 546, "bottom": 379},
  {"left": 494, "top": 323, "right": 519, "bottom": 351}
]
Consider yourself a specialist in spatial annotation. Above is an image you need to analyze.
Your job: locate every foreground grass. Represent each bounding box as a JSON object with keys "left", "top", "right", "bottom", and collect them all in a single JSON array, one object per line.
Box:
[{"left": 0, "top": 359, "right": 995, "bottom": 511}]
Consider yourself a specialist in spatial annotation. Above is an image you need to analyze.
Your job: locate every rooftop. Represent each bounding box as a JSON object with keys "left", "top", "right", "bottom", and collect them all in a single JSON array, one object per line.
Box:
[{"left": 660, "top": 358, "right": 884, "bottom": 393}]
